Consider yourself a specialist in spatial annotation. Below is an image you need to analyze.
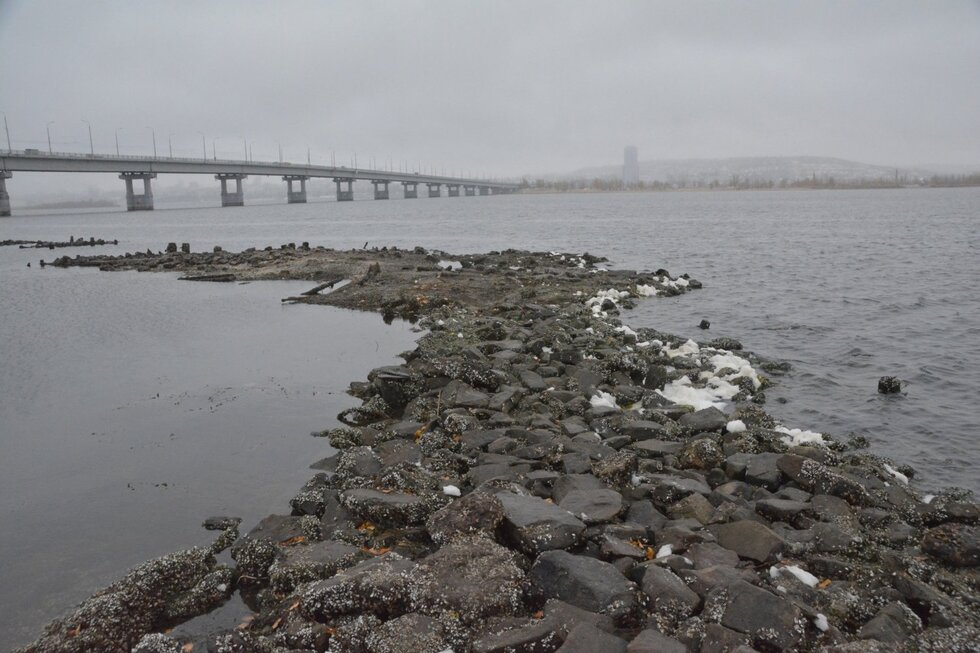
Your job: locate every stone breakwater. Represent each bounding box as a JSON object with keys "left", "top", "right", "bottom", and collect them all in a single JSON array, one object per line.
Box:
[{"left": 21, "top": 246, "right": 980, "bottom": 653}]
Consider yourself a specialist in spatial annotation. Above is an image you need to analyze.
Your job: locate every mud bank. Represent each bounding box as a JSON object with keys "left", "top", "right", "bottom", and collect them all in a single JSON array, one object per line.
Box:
[{"left": 20, "top": 245, "right": 979, "bottom": 653}]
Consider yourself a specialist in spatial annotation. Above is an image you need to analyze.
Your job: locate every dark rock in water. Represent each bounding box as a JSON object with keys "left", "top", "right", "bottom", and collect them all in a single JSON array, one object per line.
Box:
[
  {"left": 640, "top": 564, "right": 700, "bottom": 617},
  {"left": 556, "top": 623, "right": 628, "bottom": 652},
  {"left": 858, "top": 601, "right": 922, "bottom": 643},
  {"left": 627, "top": 629, "right": 689, "bottom": 653},
  {"left": 679, "top": 406, "right": 727, "bottom": 433},
  {"left": 878, "top": 376, "right": 903, "bottom": 394},
  {"left": 642, "top": 364, "right": 669, "bottom": 390},
  {"left": 412, "top": 535, "right": 526, "bottom": 624},
  {"left": 698, "top": 319, "right": 710, "bottom": 330},
  {"left": 707, "top": 337, "right": 743, "bottom": 351},
  {"left": 370, "top": 365, "right": 425, "bottom": 409},
  {"left": 426, "top": 490, "right": 504, "bottom": 544},
  {"left": 202, "top": 515, "right": 241, "bottom": 531},
  {"left": 719, "top": 580, "right": 804, "bottom": 651},
  {"left": 16, "top": 547, "right": 229, "bottom": 653},
  {"left": 710, "top": 519, "right": 785, "bottom": 562},
  {"left": 497, "top": 491, "right": 587, "bottom": 554},
  {"left": 528, "top": 550, "right": 638, "bottom": 624},
  {"left": 921, "top": 523, "right": 980, "bottom": 567}
]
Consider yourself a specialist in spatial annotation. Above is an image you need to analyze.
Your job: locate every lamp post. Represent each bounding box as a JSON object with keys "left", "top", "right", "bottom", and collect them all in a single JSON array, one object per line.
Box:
[
  {"left": 212, "top": 137, "right": 220, "bottom": 161},
  {"left": 168, "top": 133, "right": 175, "bottom": 159},
  {"left": 81, "top": 119, "right": 93, "bottom": 155},
  {"left": 2, "top": 112, "right": 11, "bottom": 153},
  {"left": 115, "top": 128, "right": 123, "bottom": 156},
  {"left": 146, "top": 127, "right": 156, "bottom": 158},
  {"left": 46, "top": 121, "right": 55, "bottom": 154},
  {"left": 243, "top": 137, "right": 248, "bottom": 161}
]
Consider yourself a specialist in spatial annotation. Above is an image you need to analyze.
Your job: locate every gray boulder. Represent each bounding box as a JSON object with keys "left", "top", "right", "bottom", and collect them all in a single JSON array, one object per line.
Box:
[
  {"left": 528, "top": 550, "right": 638, "bottom": 623},
  {"left": 497, "top": 491, "right": 587, "bottom": 555}
]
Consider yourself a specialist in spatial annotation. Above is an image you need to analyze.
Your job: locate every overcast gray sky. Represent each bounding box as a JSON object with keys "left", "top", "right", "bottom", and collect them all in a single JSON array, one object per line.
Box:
[{"left": 2, "top": 0, "right": 979, "bottom": 184}]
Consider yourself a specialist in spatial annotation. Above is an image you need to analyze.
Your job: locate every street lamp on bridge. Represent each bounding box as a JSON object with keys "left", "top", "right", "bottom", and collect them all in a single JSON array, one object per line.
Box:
[
  {"left": 146, "top": 127, "right": 157, "bottom": 158},
  {"left": 81, "top": 119, "right": 93, "bottom": 155},
  {"left": 46, "top": 121, "right": 55, "bottom": 154},
  {"left": 2, "top": 113, "right": 11, "bottom": 153},
  {"left": 115, "top": 128, "right": 124, "bottom": 156},
  {"left": 196, "top": 132, "right": 206, "bottom": 161}
]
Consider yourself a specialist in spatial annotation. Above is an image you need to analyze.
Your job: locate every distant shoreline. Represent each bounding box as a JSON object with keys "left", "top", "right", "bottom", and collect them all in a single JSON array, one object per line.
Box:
[{"left": 24, "top": 199, "right": 119, "bottom": 210}]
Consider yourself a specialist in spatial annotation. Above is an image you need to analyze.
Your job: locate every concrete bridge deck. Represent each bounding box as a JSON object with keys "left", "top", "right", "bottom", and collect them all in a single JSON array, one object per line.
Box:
[{"left": 0, "top": 150, "right": 519, "bottom": 215}]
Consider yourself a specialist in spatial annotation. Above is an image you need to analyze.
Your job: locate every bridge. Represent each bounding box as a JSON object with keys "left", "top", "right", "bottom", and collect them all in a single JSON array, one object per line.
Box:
[{"left": 0, "top": 150, "right": 520, "bottom": 216}]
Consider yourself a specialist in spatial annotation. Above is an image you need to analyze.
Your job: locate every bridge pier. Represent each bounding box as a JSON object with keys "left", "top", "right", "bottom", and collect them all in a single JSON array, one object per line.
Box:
[
  {"left": 119, "top": 172, "right": 156, "bottom": 211},
  {"left": 447, "top": 184, "right": 460, "bottom": 197},
  {"left": 0, "top": 171, "right": 11, "bottom": 217},
  {"left": 216, "top": 173, "right": 246, "bottom": 207},
  {"left": 334, "top": 178, "right": 354, "bottom": 201},
  {"left": 402, "top": 181, "right": 418, "bottom": 199},
  {"left": 372, "top": 180, "right": 390, "bottom": 200},
  {"left": 427, "top": 183, "right": 441, "bottom": 198},
  {"left": 479, "top": 186, "right": 491, "bottom": 196},
  {"left": 283, "top": 175, "right": 308, "bottom": 203},
  {"left": 464, "top": 185, "right": 476, "bottom": 197}
]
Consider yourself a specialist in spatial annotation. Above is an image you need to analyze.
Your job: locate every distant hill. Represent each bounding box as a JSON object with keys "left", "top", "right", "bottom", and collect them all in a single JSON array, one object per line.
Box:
[{"left": 566, "top": 156, "right": 935, "bottom": 185}]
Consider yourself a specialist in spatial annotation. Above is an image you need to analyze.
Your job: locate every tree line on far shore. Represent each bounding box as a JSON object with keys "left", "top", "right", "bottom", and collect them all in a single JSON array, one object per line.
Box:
[{"left": 520, "top": 171, "right": 980, "bottom": 192}]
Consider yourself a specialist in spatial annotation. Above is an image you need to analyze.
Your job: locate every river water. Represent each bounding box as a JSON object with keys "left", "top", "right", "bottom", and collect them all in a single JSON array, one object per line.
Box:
[{"left": 1, "top": 188, "right": 977, "bottom": 648}]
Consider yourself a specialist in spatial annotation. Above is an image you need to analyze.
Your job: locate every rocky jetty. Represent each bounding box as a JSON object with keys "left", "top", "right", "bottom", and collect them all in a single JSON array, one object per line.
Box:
[
  {"left": 20, "top": 246, "right": 979, "bottom": 653},
  {"left": 10, "top": 236, "right": 119, "bottom": 249}
]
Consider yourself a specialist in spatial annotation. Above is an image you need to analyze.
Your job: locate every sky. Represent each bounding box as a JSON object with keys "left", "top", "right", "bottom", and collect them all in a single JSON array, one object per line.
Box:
[{"left": 1, "top": 0, "right": 979, "bottom": 195}]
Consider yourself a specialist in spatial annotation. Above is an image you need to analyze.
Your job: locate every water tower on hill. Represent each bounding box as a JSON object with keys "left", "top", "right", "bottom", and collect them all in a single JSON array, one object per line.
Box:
[{"left": 623, "top": 146, "right": 639, "bottom": 187}]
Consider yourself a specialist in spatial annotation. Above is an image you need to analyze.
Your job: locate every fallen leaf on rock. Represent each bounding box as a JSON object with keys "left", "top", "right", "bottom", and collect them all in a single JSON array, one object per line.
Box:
[
  {"left": 279, "top": 535, "right": 307, "bottom": 546},
  {"left": 818, "top": 579, "right": 832, "bottom": 589},
  {"left": 182, "top": 644, "right": 194, "bottom": 653}
]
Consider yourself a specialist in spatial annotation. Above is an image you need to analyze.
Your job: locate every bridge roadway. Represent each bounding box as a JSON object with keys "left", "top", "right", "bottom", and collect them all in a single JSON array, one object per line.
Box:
[{"left": 0, "top": 150, "right": 520, "bottom": 216}]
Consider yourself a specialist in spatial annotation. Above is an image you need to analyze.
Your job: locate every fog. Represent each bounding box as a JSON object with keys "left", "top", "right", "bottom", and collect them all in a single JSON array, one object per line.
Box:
[{"left": 1, "top": 0, "right": 978, "bottom": 197}]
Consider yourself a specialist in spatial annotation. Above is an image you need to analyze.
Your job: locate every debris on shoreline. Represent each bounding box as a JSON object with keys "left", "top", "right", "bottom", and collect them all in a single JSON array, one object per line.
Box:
[{"left": 20, "top": 245, "right": 979, "bottom": 653}]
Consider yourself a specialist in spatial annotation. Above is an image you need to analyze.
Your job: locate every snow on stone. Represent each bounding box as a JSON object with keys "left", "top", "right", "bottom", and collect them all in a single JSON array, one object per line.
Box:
[
  {"left": 923, "top": 494, "right": 936, "bottom": 504},
  {"left": 776, "top": 426, "right": 826, "bottom": 447},
  {"left": 666, "top": 339, "right": 700, "bottom": 358},
  {"left": 726, "top": 419, "right": 747, "bottom": 433},
  {"left": 541, "top": 346, "right": 553, "bottom": 354},
  {"left": 814, "top": 614, "right": 830, "bottom": 632},
  {"left": 615, "top": 325, "right": 638, "bottom": 338},
  {"left": 590, "top": 391, "right": 619, "bottom": 410},
  {"left": 782, "top": 565, "right": 819, "bottom": 587},
  {"left": 442, "top": 485, "right": 461, "bottom": 497},
  {"left": 635, "top": 284, "right": 659, "bottom": 297},
  {"left": 656, "top": 544, "right": 673, "bottom": 559},
  {"left": 657, "top": 375, "right": 739, "bottom": 411},
  {"left": 708, "top": 352, "right": 761, "bottom": 389},
  {"left": 884, "top": 463, "right": 909, "bottom": 485},
  {"left": 770, "top": 564, "right": 819, "bottom": 587}
]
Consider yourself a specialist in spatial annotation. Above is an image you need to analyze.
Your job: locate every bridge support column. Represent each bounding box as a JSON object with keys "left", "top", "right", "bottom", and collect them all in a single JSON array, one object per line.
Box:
[
  {"left": 0, "top": 171, "right": 11, "bottom": 217},
  {"left": 119, "top": 172, "right": 156, "bottom": 211},
  {"left": 402, "top": 181, "right": 418, "bottom": 198},
  {"left": 283, "top": 175, "right": 308, "bottom": 204},
  {"left": 464, "top": 185, "right": 476, "bottom": 197},
  {"left": 427, "top": 183, "right": 441, "bottom": 198},
  {"left": 216, "top": 173, "right": 246, "bottom": 207},
  {"left": 334, "top": 178, "right": 354, "bottom": 201},
  {"left": 479, "top": 186, "right": 491, "bottom": 196},
  {"left": 447, "top": 184, "right": 460, "bottom": 197},
  {"left": 372, "top": 180, "right": 390, "bottom": 200}
]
